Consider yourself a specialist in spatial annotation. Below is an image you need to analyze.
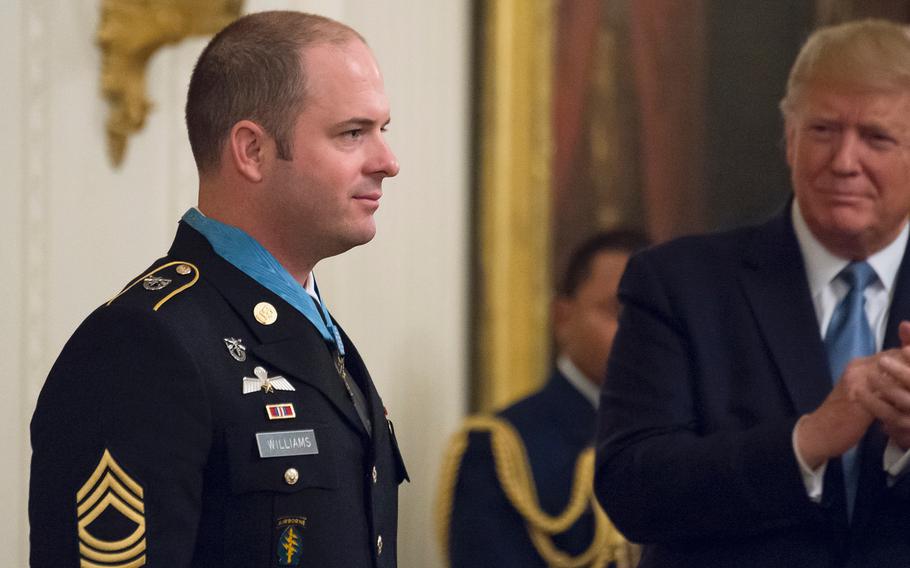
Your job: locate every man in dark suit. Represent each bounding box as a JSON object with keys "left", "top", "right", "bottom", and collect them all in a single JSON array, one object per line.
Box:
[
  {"left": 29, "top": 11, "right": 407, "bottom": 567},
  {"left": 447, "top": 230, "right": 648, "bottom": 567},
  {"left": 595, "top": 19, "right": 910, "bottom": 567}
]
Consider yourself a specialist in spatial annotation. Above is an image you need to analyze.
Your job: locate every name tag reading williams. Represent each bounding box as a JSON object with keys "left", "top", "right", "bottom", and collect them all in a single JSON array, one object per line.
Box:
[{"left": 256, "top": 429, "right": 319, "bottom": 459}]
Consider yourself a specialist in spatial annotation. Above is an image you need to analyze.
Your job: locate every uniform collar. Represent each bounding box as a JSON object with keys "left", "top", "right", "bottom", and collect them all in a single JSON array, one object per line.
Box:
[{"left": 181, "top": 208, "right": 344, "bottom": 354}]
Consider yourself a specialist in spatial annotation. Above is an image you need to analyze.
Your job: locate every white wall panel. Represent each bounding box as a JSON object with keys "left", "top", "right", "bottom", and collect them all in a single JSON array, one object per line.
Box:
[
  {"left": 3, "top": 1, "right": 470, "bottom": 566},
  {"left": 319, "top": 4, "right": 471, "bottom": 567},
  {"left": 2, "top": 1, "right": 25, "bottom": 564}
]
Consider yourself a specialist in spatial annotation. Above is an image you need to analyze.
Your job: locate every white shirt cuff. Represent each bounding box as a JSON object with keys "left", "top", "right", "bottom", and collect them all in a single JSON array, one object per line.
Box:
[
  {"left": 792, "top": 419, "right": 826, "bottom": 502},
  {"left": 884, "top": 439, "right": 910, "bottom": 484}
]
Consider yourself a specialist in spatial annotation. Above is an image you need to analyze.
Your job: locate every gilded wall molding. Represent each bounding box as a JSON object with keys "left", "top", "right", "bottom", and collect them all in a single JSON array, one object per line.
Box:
[
  {"left": 96, "top": 0, "right": 243, "bottom": 166},
  {"left": 476, "top": 0, "right": 554, "bottom": 412}
]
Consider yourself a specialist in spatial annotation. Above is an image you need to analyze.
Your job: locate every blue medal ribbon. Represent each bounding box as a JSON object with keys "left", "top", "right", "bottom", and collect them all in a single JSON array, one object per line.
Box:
[{"left": 181, "top": 208, "right": 345, "bottom": 356}]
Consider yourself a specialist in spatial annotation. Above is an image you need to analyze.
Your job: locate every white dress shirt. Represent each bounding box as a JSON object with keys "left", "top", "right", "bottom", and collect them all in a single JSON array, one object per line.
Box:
[
  {"left": 557, "top": 355, "right": 600, "bottom": 409},
  {"left": 791, "top": 201, "right": 910, "bottom": 499}
]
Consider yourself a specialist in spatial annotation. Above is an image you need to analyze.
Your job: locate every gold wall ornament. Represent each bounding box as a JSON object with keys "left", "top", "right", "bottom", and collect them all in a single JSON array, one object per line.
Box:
[{"left": 96, "top": 0, "right": 244, "bottom": 167}]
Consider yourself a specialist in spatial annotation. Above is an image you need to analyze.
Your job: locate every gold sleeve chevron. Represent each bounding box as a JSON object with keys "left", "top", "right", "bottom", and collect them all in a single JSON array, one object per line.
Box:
[
  {"left": 435, "top": 416, "right": 639, "bottom": 568},
  {"left": 76, "top": 449, "right": 147, "bottom": 568}
]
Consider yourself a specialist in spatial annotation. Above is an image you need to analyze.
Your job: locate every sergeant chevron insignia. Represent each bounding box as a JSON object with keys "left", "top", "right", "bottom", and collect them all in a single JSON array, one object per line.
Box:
[
  {"left": 76, "top": 449, "right": 147, "bottom": 568},
  {"left": 243, "top": 366, "right": 294, "bottom": 394}
]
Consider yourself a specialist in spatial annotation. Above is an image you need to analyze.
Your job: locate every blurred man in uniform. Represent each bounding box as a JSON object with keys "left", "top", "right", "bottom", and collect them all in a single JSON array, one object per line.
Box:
[
  {"left": 597, "top": 19, "right": 910, "bottom": 568},
  {"left": 30, "top": 11, "right": 407, "bottom": 567},
  {"left": 445, "top": 230, "right": 648, "bottom": 567}
]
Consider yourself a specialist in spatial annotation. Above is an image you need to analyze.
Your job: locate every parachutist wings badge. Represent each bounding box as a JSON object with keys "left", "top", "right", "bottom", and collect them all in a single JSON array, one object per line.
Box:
[{"left": 243, "top": 366, "right": 295, "bottom": 394}]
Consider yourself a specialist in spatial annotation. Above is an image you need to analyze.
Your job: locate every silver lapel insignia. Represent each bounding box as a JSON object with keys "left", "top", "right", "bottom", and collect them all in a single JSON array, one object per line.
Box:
[
  {"left": 243, "top": 366, "right": 294, "bottom": 394},
  {"left": 223, "top": 337, "right": 247, "bottom": 362},
  {"left": 142, "top": 276, "right": 172, "bottom": 291}
]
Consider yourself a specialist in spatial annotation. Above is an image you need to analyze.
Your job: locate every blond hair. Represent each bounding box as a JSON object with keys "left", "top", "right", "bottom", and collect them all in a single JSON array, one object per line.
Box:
[{"left": 780, "top": 19, "right": 910, "bottom": 118}]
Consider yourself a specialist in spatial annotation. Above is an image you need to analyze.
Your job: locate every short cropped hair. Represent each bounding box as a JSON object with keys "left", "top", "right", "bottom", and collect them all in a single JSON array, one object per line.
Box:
[
  {"left": 185, "top": 11, "right": 364, "bottom": 173},
  {"left": 558, "top": 229, "right": 651, "bottom": 298},
  {"left": 780, "top": 19, "right": 910, "bottom": 118}
]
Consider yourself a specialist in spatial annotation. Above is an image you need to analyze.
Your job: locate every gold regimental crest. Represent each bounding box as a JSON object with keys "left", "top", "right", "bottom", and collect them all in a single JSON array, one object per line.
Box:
[{"left": 76, "top": 449, "right": 147, "bottom": 568}]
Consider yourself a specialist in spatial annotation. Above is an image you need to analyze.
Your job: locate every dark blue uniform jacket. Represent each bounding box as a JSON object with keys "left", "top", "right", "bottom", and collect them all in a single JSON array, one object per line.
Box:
[
  {"left": 450, "top": 370, "right": 597, "bottom": 567},
  {"left": 30, "top": 223, "right": 408, "bottom": 567}
]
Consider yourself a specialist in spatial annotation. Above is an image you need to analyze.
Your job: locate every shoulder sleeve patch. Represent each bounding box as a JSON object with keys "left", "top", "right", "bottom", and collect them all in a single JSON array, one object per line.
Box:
[
  {"left": 76, "top": 449, "right": 147, "bottom": 567},
  {"left": 106, "top": 261, "right": 199, "bottom": 311}
]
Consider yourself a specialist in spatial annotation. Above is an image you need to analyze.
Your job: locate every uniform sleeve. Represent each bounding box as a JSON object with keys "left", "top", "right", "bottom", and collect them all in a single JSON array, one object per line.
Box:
[
  {"left": 593, "top": 252, "right": 825, "bottom": 544},
  {"left": 449, "top": 432, "right": 546, "bottom": 568},
  {"left": 29, "top": 305, "right": 212, "bottom": 567}
]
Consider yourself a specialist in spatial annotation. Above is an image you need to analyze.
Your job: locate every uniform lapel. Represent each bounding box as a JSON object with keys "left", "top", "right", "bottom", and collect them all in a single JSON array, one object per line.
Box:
[
  {"left": 738, "top": 207, "right": 832, "bottom": 416},
  {"left": 337, "top": 328, "right": 380, "bottom": 437},
  {"left": 547, "top": 371, "right": 597, "bottom": 448},
  {"left": 251, "top": 339, "right": 368, "bottom": 437},
  {"left": 168, "top": 223, "right": 369, "bottom": 437}
]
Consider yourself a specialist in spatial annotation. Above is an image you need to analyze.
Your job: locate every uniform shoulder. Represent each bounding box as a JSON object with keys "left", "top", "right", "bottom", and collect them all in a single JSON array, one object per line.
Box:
[
  {"left": 498, "top": 386, "right": 549, "bottom": 424},
  {"left": 104, "top": 259, "right": 202, "bottom": 313},
  {"left": 495, "top": 386, "right": 561, "bottom": 443}
]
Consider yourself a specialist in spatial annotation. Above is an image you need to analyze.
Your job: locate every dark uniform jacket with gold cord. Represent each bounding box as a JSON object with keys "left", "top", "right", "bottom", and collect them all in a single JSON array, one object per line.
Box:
[
  {"left": 29, "top": 222, "right": 409, "bottom": 567},
  {"left": 450, "top": 371, "right": 599, "bottom": 567}
]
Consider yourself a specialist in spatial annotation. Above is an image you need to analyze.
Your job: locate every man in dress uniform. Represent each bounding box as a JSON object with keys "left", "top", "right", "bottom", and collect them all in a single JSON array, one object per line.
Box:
[
  {"left": 444, "top": 230, "right": 648, "bottom": 567},
  {"left": 596, "top": 19, "right": 910, "bottom": 568},
  {"left": 29, "top": 11, "right": 407, "bottom": 567}
]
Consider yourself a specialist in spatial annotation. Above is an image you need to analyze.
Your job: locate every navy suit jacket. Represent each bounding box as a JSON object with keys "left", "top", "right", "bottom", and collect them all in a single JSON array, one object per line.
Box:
[
  {"left": 595, "top": 207, "right": 910, "bottom": 567},
  {"left": 450, "top": 370, "right": 597, "bottom": 567}
]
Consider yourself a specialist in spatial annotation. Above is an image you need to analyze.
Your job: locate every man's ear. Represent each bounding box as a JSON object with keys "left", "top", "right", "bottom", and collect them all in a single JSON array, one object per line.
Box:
[
  {"left": 784, "top": 118, "right": 797, "bottom": 169},
  {"left": 228, "top": 120, "right": 268, "bottom": 182}
]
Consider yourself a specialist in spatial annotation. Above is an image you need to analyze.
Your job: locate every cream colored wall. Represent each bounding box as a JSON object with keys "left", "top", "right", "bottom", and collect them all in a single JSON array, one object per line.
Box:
[{"left": 2, "top": 1, "right": 470, "bottom": 566}]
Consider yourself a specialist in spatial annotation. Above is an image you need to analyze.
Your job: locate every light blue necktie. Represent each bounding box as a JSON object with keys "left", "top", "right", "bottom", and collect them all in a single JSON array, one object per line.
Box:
[{"left": 824, "top": 260, "right": 877, "bottom": 519}]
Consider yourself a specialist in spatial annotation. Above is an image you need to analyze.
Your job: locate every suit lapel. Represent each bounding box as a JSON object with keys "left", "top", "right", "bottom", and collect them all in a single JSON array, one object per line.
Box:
[
  {"left": 855, "top": 233, "right": 910, "bottom": 525},
  {"left": 738, "top": 209, "right": 832, "bottom": 415},
  {"left": 168, "top": 224, "right": 369, "bottom": 437},
  {"left": 882, "top": 240, "right": 910, "bottom": 349},
  {"left": 739, "top": 212, "right": 910, "bottom": 525}
]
